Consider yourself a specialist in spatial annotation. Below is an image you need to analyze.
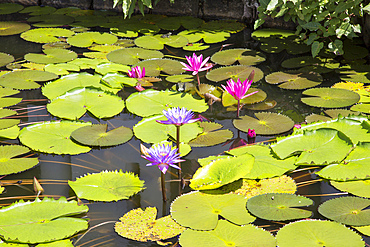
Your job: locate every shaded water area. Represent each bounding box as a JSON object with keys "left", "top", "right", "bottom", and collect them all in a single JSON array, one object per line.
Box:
[{"left": 0, "top": 8, "right": 370, "bottom": 247}]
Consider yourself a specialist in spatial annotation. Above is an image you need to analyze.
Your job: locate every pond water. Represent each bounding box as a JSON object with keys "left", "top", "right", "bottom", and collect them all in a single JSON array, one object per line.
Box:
[{"left": 0, "top": 6, "right": 369, "bottom": 247}]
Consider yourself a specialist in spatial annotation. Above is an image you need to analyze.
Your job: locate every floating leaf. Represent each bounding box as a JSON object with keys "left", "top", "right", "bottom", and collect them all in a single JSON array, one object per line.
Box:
[
  {"left": 190, "top": 154, "right": 254, "bottom": 190},
  {"left": 67, "top": 32, "right": 118, "bottom": 48},
  {"left": 166, "top": 74, "right": 193, "bottom": 83},
  {"left": 206, "top": 65, "right": 264, "bottom": 82},
  {"left": 133, "top": 58, "right": 184, "bottom": 77},
  {"left": 20, "top": 6, "right": 56, "bottom": 15},
  {"left": 183, "top": 43, "right": 210, "bottom": 51},
  {"left": 351, "top": 103, "right": 370, "bottom": 114},
  {"left": 0, "top": 145, "right": 38, "bottom": 175},
  {"left": 211, "top": 48, "right": 266, "bottom": 66},
  {"left": 107, "top": 47, "right": 163, "bottom": 65},
  {"left": 0, "top": 197, "right": 88, "bottom": 244},
  {"left": 19, "top": 121, "right": 92, "bottom": 155},
  {"left": 44, "top": 63, "right": 80, "bottom": 76},
  {"left": 331, "top": 180, "right": 370, "bottom": 198},
  {"left": 339, "top": 67, "right": 370, "bottom": 84},
  {"left": 101, "top": 73, "right": 137, "bottom": 88},
  {"left": 47, "top": 87, "right": 125, "bottom": 120},
  {"left": 233, "top": 112, "right": 294, "bottom": 135},
  {"left": 281, "top": 56, "right": 322, "bottom": 69},
  {"left": 0, "top": 3, "right": 24, "bottom": 15},
  {"left": 244, "top": 99, "right": 277, "bottom": 110},
  {"left": 68, "top": 58, "right": 104, "bottom": 70},
  {"left": 27, "top": 14, "right": 74, "bottom": 28},
  {"left": 0, "top": 70, "right": 58, "bottom": 90},
  {"left": 134, "top": 35, "right": 188, "bottom": 50},
  {"left": 25, "top": 48, "right": 77, "bottom": 64},
  {"left": 0, "top": 88, "right": 21, "bottom": 108},
  {"left": 354, "top": 225, "right": 370, "bottom": 236},
  {"left": 95, "top": 62, "right": 130, "bottom": 75},
  {"left": 276, "top": 220, "right": 364, "bottom": 247},
  {"left": 301, "top": 88, "right": 360, "bottom": 108},
  {"left": 222, "top": 88, "right": 267, "bottom": 107},
  {"left": 251, "top": 28, "right": 295, "bottom": 40},
  {"left": 171, "top": 191, "right": 255, "bottom": 230},
  {"left": 69, "top": 170, "right": 144, "bottom": 201},
  {"left": 305, "top": 114, "right": 331, "bottom": 123},
  {"left": 115, "top": 207, "right": 184, "bottom": 242},
  {"left": 265, "top": 71, "right": 322, "bottom": 90},
  {"left": 20, "top": 28, "right": 75, "bottom": 44},
  {"left": 0, "top": 125, "right": 20, "bottom": 139},
  {"left": 189, "top": 122, "right": 233, "bottom": 147},
  {"left": 71, "top": 124, "right": 132, "bottom": 146},
  {"left": 36, "top": 239, "right": 73, "bottom": 247},
  {"left": 126, "top": 89, "right": 208, "bottom": 117},
  {"left": 0, "top": 53, "right": 14, "bottom": 68}
]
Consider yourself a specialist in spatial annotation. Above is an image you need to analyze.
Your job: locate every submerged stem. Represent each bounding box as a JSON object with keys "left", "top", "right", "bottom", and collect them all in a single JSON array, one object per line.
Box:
[
  {"left": 237, "top": 99, "right": 240, "bottom": 118},
  {"left": 161, "top": 172, "right": 167, "bottom": 202},
  {"left": 176, "top": 125, "right": 182, "bottom": 195}
]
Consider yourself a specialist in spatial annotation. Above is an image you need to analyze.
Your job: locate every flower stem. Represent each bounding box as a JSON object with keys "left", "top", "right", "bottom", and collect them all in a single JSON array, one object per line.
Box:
[
  {"left": 176, "top": 125, "right": 182, "bottom": 194},
  {"left": 196, "top": 74, "right": 200, "bottom": 86},
  {"left": 237, "top": 99, "right": 240, "bottom": 118},
  {"left": 161, "top": 172, "right": 167, "bottom": 202}
]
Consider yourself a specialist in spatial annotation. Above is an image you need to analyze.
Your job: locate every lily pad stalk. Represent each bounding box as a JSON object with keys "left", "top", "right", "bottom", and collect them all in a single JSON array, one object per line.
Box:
[{"left": 180, "top": 53, "right": 213, "bottom": 86}]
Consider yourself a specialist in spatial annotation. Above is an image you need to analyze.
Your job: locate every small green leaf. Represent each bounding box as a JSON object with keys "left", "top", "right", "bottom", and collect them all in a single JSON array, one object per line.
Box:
[{"left": 0, "top": 145, "right": 38, "bottom": 175}]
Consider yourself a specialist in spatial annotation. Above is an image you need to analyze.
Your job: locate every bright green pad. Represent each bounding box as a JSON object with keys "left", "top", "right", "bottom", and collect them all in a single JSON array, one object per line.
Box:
[
  {"left": 134, "top": 34, "right": 188, "bottom": 50},
  {"left": 251, "top": 28, "right": 295, "bottom": 40},
  {"left": 276, "top": 220, "right": 364, "bottom": 247},
  {"left": 133, "top": 58, "right": 184, "bottom": 77},
  {"left": 331, "top": 180, "right": 370, "bottom": 198},
  {"left": 247, "top": 193, "right": 313, "bottom": 221},
  {"left": 67, "top": 32, "right": 118, "bottom": 47},
  {"left": 305, "top": 114, "right": 332, "bottom": 123},
  {"left": 106, "top": 47, "right": 163, "bottom": 65},
  {"left": 183, "top": 42, "right": 210, "bottom": 51},
  {"left": 206, "top": 65, "right": 264, "bottom": 82},
  {"left": 126, "top": 89, "right": 208, "bottom": 117},
  {"left": 171, "top": 192, "right": 255, "bottom": 230},
  {"left": 27, "top": 14, "right": 74, "bottom": 28},
  {"left": 179, "top": 220, "right": 276, "bottom": 247},
  {"left": 0, "top": 145, "right": 38, "bottom": 175},
  {"left": 102, "top": 73, "right": 137, "bottom": 88},
  {"left": 0, "top": 52, "right": 14, "bottom": 67},
  {"left": 115, "top": 207, "right": 184, "bottom": 242},
  {"left": 233, "top": 112, "right": 294, "bottom": 135},
  {"left": 271, "top": 129, "right": 352, "bottom": 165},
  {"left": 265, "top": 71, "right": 322, "bottom": 90},
  {"left": 46, "top": 87, "right": 125, "bottom": 120},
  {"left": 68, "top": 170, "right": 144, "bottom": 201},
  {"left": 211, "top": 48, "right": 266, "bottom": 66},
  {"left": 0, "top": 125, "right": 19, "bottom": 139},
  {"left": 226, "top": 145, "right": 296, "bottom": 179},
  {"left": 354, "top": 225, "right": 370, "bottom": 236},
  {"left": 36, "top": 239, "right": 73, "bottom": 246},
  {"left": 190, "top": 153, "right": 254, "bottom": 190},
  {"left": 0, "top": 197, "right": 88, "bottom": 244},
  {"left": 19, "top": 121, "right": 91, "bottom": 155},
  {"left": 301, "top": 88, "right": 360, "bottom": 108},
  {"left": 24, "top": 48, "right": 77, "bottom": 64},
  {"left": 71, "top": 124, "right": 132, "bottom": 147},
  {"left": 222, "top": 87, "right": 267, "bottom": 106},
  {"left": 0, "top": 119, "right": 19, "bottom": 130},
  {"left": 0, "top": 70, "right": 58, "bottom": 90},
  {"left": 20, "top": 28, "right": 75, "bottom": 43},
  {"left": 95, "top": 63, "right": 130, "bottom": 76},
  {"left": 44, "top": 63, "right": 80, "bottom": 76},
  {"left": 318, "top": 196, "right": 370, "bottom": 226},
  {"left": 189, "top": 122, "right": 233, "bottom": 147},
  {"left": 0, "top": 108, "right": 17, "bottom": 119}
]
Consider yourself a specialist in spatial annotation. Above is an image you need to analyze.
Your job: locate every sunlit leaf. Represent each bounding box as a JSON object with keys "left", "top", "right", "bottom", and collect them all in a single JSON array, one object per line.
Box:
[
  {"left": 0, "top": 53, "right": 14, "bottom": 68},
  {"left": 27, "top": 14, "right": 74, "bottom": 28},
  {"left": 265, "top": 71, "right": 322, "bottom": 90},
  {"left": 95, "top": 62, "right": 130, "bottom": 75},
  {"left": 20, "top": 28, "right": 75, "bottom": 43},
  {"left": 67, "top": 32, "right": 118, "bottom": 48},
  {"left": 0, "top": 145, "right": 38, "bottom": 175},
  {"left": 206, "top": 65, "right": 264, "bottom": 82},
  {"left": 189, "top": 122, "right": 233, "bottom": 147},
  {"left": 36, "top": 239, "right": 73, "bottom": 246},
  {"left": 211, "top": 48, "right": 266, "bottom": 66},
  {"left": 133, "top": 58, "right": 184, "bottom": 77},
  {"left": 25, "top": 48, "right": 77, "bottom": 64},
  {"left": 0, "top": 125, "right": 19, "bottom": 139},
  {"left": 183, "top": 43, "right": 210, "bottom": 51},
  {"left": 251, "top": 28, "right": 295, "bottom": 40},
  {"left": 331, "top": 180, "right": 370, "bottom": 198},
  {"left": 44, "top": 63, "right": 80, "bottom": 76},
  {"left": 107, "top": 47, "right": 163, "bottom": 65},
  {"left": 0, "top": 3, "right": 24, "bottom": 15},
  {"left": 301, "top": 88, "right": 360, "bottom": 108},
  {"left": 0, "top": 70, "right": 58, "bottom": 90},
  {"left": 222, "top": 88, "right": 267, "bottom": 107},
  {"left": 134, "top": 34, "right": 188, "bottom": 50}
]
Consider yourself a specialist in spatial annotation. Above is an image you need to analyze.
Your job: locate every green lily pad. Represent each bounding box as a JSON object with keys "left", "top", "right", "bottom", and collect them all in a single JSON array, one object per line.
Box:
[
  {"left": 276, "top": 220, "right": 364, "bottom": 247},
  {"left": 19, "top": 121, "right": 92, "bottom": 155},
  {"left": 36, "top": 239, "right": 73, "bottom": 246},
  {"left": 71, "top": 124, "right": 132, "bottom": 146},
  {"left": 115, "top": 207, "right": 185, "bottom": 242},
  {"left": 211, "top": 48, "right": 266, "bottom": 66},
  {"left": 233, "top": 112, "right": 294, "bottom": 135},
  {"left": 42, "top": 41, "right": 71, "bottom": 49},
  {"left": 133, "top": 58, "right": 184, "bottom": 77},
  {"left": 106, "top": 47, "right": 163, "bottom": 65},
  {"left": 281, "top": 56, "right": 322, "bottom": 69},
  {"left": 68, "top": 170, "right": 144, "bottom": 201},
  {"left": 27, "top": 14, "right": 74, "bottom": 28},
  {"left": 171, "top": 191, "right": 255, "bottom": 230},
  {"left": 0, "top": 197, "right": 88, "bottom": 244},
  {"left": 0, "top": 3, "right": 23, "bottom": 15},
  {"left": 20, "top": 6, "right": 56, "bottom": 15},
  {"left": 301, "top": 88, "right": 360, "bottom": 108},
  {"left": 226, "top": 145, "right": 296, "bottom": 179},
  {"left": 244, "top": 99, "right": 277, "bottom": 110},
  {"left": 251, "top": 28, "right": 296, "bottom": 40},
  {"left": 101, "top": 73, "right": 137, "bottom": 89},
  {"left": 339, "top": 67, "right": 370, "bottom": 84},
  {"left": 0, "top": 70, "right": 58, "bottom": 90},
  {"left": 0, "top": 118, "right": 19, "bottom": 131},
  {"left": 318, "top": 196, "right": 370, "bottom": 226},
  {"left": 166, "top": 74, "right": 194, "bottom": 83},
  {"left": 188, "top": 122, "right": 233, "bottom": 147},
  {"left": 72, "top": 15, "right": 108, "bottom": 28},
  {"left": 305, "top": 114, "right": 332, "bottom": 123},
  {"left": 179, "top": 219, "right": 276, "bottom": 247},
  {"left": 0, "top": 88, "right": 21, "bottom": 108},
  {"left": 222, "top": 87, "right": 267, "bottom": 107},
  {"left": 68, "top": 58, "right": 104, "bottom": 70},
  {"left": 126, "top": 89, "right": 208, "bottom": 117},
  {"left": 206, "top": 65, "right": 264, "bottom": 82},
  {"left": 351, "top": 103, "right": 370, "bottom": 114},
  {"left": 190, "top": 153, "right": 254, "bottom": 190},
  {"left": 0, "top": 145, "right": 38, "bottom": 175},
  {"left": 331, "top": 180, "right": 370, "bottom": 198},
  {"left": 247, "top": 193, "right": 313, "bottom": 221},
  {"left": 47, "top": 87, "right": 125, "bottom": 120},
  {"left": 67, "top": 32, "right": 118, "bottom": 48},
  {"left": 25, "top": 49, "right": 77, "bottom": 64},
  {"left": 133, "top": 114, "right": 203, "bottom": 144},
  {"left": 354, "top": 225, "right": 370, "bottom": 236},
  {"left": 265, "top": 71, "right": 323, "bottom": 90},
  {"left": 44, "top": 63, "right": 80, "bottom": 76},
  {"left": 316, "top": 142, "right": 370, "bottom": 181},
  {"left": 134, "top": 34, "right": 188, "bottom": 50},
  {"left": 0, "top": 22, "right": 30, "bottom": 36},
  {"left": 0, "top": 53, "right": 14, "bottom": 68},
  {"left": 95, "top": 62, "right": 130, "bottom": 75},
  {"left": 271, "top": 129, "right": 352, "bottom": 165},
  {"left": 20, "top": 28, "right": 75, "bottom": 44},
  {"left": 183, "top": 43, "right": 210, "bottom": 51},
  {"left": 0, "top": 125, "right": 19, "bottom": 139}
]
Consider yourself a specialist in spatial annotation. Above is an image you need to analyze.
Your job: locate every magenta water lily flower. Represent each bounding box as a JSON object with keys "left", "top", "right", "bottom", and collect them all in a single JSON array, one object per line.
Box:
[
  {"left": 157, "top": 107, "right": 200, "bottom": 126},
  {"left": 247, "top": 129, "right": 256, "bottom": 139},
  {"left": 128, "top": 66, "right": 145, "bottom": 78},
  {"left": 142, "top": 143, "right": 184, "bottom": 174},
  {"left": 180, "top": 53, "right": 213, "bottom": 86}
]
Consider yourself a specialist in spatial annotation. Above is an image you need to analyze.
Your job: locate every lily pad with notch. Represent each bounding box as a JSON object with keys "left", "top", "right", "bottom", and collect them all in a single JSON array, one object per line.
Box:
[
  {"left": 206, "top": 65, "right": 264, "bottom": 82},
  {"left": 134, "top": 34, "right": 188, "bottom": 50},
  {"left": 27, "top": 14, "right": 74, "bottom": 28},
  {"left": 331, "top": 180, "right": 370, "bottom": 198},
  {"left": 301, "top": 88, "right": 360, "bottom": 108},
  {"left": 183, "top": 42, "right": 210, "bottom": 51},
  {"left": 211, "top": 48, "right": 266, "bottom": 66},
  {"left": 0, "top": 125, "right": 19, "bottom": 139},
  {"left": 19, "top": 6, "right": 56, "bottom": 15},
  {"left": 166, "top": 74, "right": 193, "bottom": 83},
  {"left": 171, "top": 191, "right": 255, "bottom": 230},
  {"left": 44, "top": 63, "right": 80, "bottom": 76},
  {"left": 106, "top": 47, "right": 163, "bottom": 65},
  {"left": 189, "top": 122, "right": 233, "bottom": 147},
  {"left": 251, "top": 28, "right": 296, "bottom": 40},
  {"left": 133, "top": 58, "right": 184, "bottom": 77},
  {"left": 265, "top": 71, "right": 323, "bottom": 90},
  {"left": 222, "top": 88, "right": 266, "bottom": 107},
  {"left": 67, "top": 32, "right": 118, "bottom": 48},
  {"left": 244, "top": 99, "right": 277, "bottom": 110},
  {"left": 101, "top": 73, "right": 137, "bottom": 89},
  {"left": 95, "top": 62, "right": 130, "bottom": 76},
  {"left": 0, "top": 70, "right": 58, "bottom": 90},
  {"left": 0, "top": 87, "right": 21, "bottom": 108},
  {"left": 0, "top": 21, "right": 30, "bottom": 36},
  {"left": 25, "top": 48, "right": 77, "bottom": 64},
  {"left": 20, "top": 28, "right": 75, "bottom": 44},
  {"left": 0, "top": 145, "right": 39, "bottom": 175}
]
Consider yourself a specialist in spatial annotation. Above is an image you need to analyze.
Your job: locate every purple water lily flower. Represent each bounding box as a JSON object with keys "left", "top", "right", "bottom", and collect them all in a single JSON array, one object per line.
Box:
[
  {"left": 157, "top": 107, "right": 200, "bottom": 126},
  {"left": 142, "top": 143, "right": 184, "bottom": 174},
  {"left": 180, "top": 53, "right": 213, "bottom": 86},
  {"left": 128, "top": 66, "right": 145, "bottom": 78}
]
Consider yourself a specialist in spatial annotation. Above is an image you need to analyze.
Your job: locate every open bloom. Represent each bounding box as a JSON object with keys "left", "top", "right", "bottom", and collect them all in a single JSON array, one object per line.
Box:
[
  {"left": 222, "top": 78, "right": 258, "bottom": 101},
  {"left": 157, "top": 107, "right": 200, "bottom": 126},
  {"left": 142, "top": 143, "right": 184, "bottom": 174},
  {"left": 128, "top": 66, "right": 145, "bottom": 78},
  {"left": 180, "top": 53, "right": 213, "bottom": 75}
]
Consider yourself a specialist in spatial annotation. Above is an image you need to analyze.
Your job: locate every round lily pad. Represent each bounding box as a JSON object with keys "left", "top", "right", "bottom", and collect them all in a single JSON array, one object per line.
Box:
[
  {"left": 24, "top": 49, "right": 77, "bottom": 64},
  {"left": 301, "top": 88, "right": 360, "bottom": 108},
  {"left": 265, "top": 71, "right": 323, "bottom": 90},
  {"left": 282, "top": 56, "right": 322, "bottom": 69},
  {"left": 189, "top": 122, "right": 233, "bottom": 147},
  {"left": 133, "top": 58, "right": 184, "bottom": 77},
  {"left": 0, "top": 3, "right": 23, "bottom": 15},
  {"left": 95, "top": 62, "right": 130, "bottom": 75},
  {"left": 106, "top": 47, "right": 163, "bottom": 65},
  {"left": 244, "top": 99, "right": 277, "bottom": 110},
  {"left": 251, "top": 28, "right": 295, "bottom": 40},
  {"left": 247, "top": 193, "right": 313, "bottom": 221},
  {"left": 171, "top": 191, "right": 255, "bottom": 230},
  {"left": 27, "top": 14, "right": 74, "bottom": 28},
  {"left": 20, "top": 28, "right": 75, "bottom": 44},
  {"left": 206, "top": 65, "right": 264, "bottom": 82},
  {"left": 19, "top": 121, "right": 92, "bottom": 155},
  {"left": 0, "top": 145, "right": 39, "bottom": 175},
  {"left": 233, "top": 112, "right": 294, "bottom": 135},
  {"left": 222, "top": 88, "right": 267, "bottom": 107},
  {"left": 68, "top": 170, "right": 144, "bottom": 201},
  {"left": 183, "top": 43, "right": 210, "bottom": 51},
  {"left": 318, "top": 196, "right": 370, "bottom": 226},
  {"left": 71, "top": 124, "right": 132, "bottom": 147},
  {"left": 211, "top": 48, "right": 266, "bottom": 66},
  {"left": 0, "top": 53, "right": 14, "bottom": 68},
  {"left": 166, "top": 74, "right": 194, "bottom": 83},
  {"left": 305, "top": 114, "right": 331, "bottom": 123},
  {"left": 67, "top": 32, "right": 118, "bottom": 48},
  {"left": 134, "top": 34, "right": 188, "bottom": 50},
  {"left": 20, "top": 6, "right": 56, "bottom": 15},
  {"left": 351, "top": 103, "right": 370, "bottom": 114},
  {"left": 44, "top": 63, "right": 80, "bottom": 76},
  {"left": 0, "top": 70, "right": 58, "bottom": 90},
  {"left": 331, "top": 180, "right": 370, "bottom": 198},
  {"left": 0, "top": 22, "right": 30, "bottom": 36},
  {"left": 179, "top": 219, "right": 276, "bottom": 247},
  {"left": 276, "top": 219, "right": 364, "bottom": 247}
]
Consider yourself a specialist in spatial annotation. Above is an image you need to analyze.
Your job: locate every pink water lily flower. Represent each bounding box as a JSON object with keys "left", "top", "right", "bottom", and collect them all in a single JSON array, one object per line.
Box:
[
  {"left": 128, "top": 66, "right": 145, "bottom": 78},
  {"left": 180, "top": 53, "right": 213, "bottom": 86}
]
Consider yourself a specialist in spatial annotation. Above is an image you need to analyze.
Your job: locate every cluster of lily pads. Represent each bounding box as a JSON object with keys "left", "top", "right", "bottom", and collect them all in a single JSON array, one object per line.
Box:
[{"left": 0, "top": 2, "right": 369, "bottom": 246}]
